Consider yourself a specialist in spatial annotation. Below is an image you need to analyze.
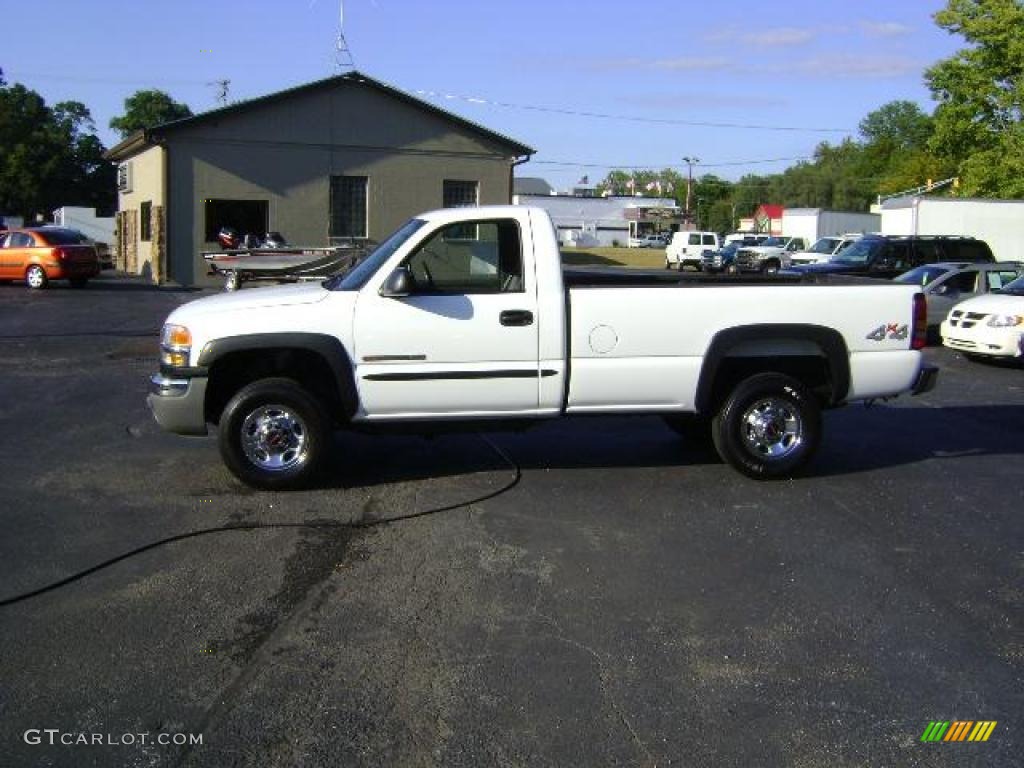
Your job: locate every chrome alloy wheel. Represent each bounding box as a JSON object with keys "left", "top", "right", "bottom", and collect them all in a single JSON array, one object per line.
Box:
[
  {"left": 26, "top": 265, "right": 46, "bottom": 289},
  {"left": 740, "top": 397, "right": 802, "bottom": 459},
  {"left": 240, "top": 405, "right": 309, "bottom": 472}
]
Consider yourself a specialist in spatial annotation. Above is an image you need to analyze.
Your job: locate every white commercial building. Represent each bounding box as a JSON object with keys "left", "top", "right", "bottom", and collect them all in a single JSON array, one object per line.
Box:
[
  {"left": 52, "top": 206, "right": 115, "bottom": 245},
  {"left": 782, "top": 208, "right": 880, "bottom": 245},
  {"left": 880, "top": 197, "right": 1024, "bottom": 262},
  {"left": 512, "top": 194, "right": 681, "bottom": 247}
]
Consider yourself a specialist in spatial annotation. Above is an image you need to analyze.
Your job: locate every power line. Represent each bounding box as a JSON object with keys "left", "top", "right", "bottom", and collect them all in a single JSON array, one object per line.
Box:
[{"left": 414, "top": 88, "right": 854, "bottom": 134}]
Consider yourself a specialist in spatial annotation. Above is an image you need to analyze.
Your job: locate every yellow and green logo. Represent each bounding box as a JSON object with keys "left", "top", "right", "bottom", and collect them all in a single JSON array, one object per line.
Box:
[{"left": 921, "top": 721, "right": 997, "bottom": 742}]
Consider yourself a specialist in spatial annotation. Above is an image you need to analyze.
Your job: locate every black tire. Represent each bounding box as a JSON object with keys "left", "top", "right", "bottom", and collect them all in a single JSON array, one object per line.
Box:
[
  {"left": 218, "top": 377, "right": 331, "bottom": 490},
  {"left": 69, "top": 277, "right": 89, "bottom": 288},
  {"left": 711, "top": 373, "right": 821, "bottom": 480},
  {"left": 762, "top": 260, "right": 780, "bottom": 276},
  {"left": 725, "top": 263, "right": 739, "bottom": 275},
  {"left": 26, "top": 265, "right": 48, "bottom": 290}
]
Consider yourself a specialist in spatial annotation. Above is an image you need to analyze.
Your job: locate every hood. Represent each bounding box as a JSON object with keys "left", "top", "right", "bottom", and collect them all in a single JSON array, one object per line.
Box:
[
  {"left": 169, "top": 282, "right": 330, "bottom": 323},
  {"left": 950, "top": 292, "right": 1024, "bottom": 315}
]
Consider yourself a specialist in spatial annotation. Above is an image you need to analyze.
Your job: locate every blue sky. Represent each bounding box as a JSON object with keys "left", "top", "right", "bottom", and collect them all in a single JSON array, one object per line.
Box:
[{"left": 3, "top": 0, "right": 960, "bottom": 191}]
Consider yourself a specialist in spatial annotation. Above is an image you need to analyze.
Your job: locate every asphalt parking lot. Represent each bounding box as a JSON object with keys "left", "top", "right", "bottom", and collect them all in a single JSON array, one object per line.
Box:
[{"left": 0, "top": 275, "right": 1021, "bottom": 767}]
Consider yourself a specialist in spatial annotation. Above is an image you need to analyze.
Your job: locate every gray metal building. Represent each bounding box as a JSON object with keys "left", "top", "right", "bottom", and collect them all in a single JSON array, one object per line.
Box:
[{"left": 106, "top": 71, "right": 534, "bottom": 286}]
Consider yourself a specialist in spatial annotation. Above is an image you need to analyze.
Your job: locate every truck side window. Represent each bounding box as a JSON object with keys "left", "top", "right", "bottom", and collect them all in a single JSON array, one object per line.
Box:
[
  {"left": 405, "top": 219, "right": 523, "bottom": 294},
  {"left": 947, "top": 271, "right": 978, "bottom": 294}
]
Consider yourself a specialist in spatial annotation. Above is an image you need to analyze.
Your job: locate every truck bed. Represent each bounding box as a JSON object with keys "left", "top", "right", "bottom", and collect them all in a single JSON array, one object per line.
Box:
[{"left": 562, "top": 265, "right": 881, "bottom": 288}]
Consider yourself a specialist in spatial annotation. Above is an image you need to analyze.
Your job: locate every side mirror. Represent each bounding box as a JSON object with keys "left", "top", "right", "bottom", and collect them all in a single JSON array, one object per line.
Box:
[
  {"left": 932, "top": 283, "right": 950, "bottom": 296},
  {"left": 380, "top": 266, "right": 414, "bottom": 298}
]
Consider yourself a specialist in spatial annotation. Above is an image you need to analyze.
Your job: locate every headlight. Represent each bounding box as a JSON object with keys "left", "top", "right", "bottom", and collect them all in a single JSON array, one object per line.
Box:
[
  {"left": 160, "top": 323, "right": 192, "bottom": 367},
  {"left": 986, "top": 314, "right": 1022, "bottom": 328}
]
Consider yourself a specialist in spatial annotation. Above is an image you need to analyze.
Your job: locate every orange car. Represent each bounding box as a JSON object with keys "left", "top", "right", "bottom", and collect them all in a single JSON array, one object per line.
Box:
[{"left": 0, "top": 227, "right": 100, "bottom": 289}]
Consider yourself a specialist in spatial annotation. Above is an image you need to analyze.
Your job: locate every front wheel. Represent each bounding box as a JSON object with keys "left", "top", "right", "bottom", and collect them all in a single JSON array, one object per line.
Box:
[
  {"left": 218, "top": 377, "right": 331, "bottom": 490},
  {"left": 762, "top": 260, "right": 780, "bottom": 276},
  {"left": 26, "top": 265, "right": 48, "bottom": 290},
  {"left": 712, "top": 373, "right": 821, "bottom": 480}
]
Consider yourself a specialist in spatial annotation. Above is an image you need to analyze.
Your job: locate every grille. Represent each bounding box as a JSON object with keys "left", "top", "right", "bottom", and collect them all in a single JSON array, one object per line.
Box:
[{"left": 948, "top": 310, "right": 988, "bottom": 329}]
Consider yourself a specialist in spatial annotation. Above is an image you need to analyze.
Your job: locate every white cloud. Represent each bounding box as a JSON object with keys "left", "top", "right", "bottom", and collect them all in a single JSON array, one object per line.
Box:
[
  {"left": 781, "top": 55, "right": 923, "bottom": 78},
  {"left": 619, "top": 92, "right": 789, "bottom": 110},
  {"left": 860, "top": 20, "right": 913, "bottom": 38},
  {"left": 651, "top": 56, "right": 735, "bottom": 72},
  {"left": 706, "top": 26, "right": 817, "bottom": 47},
  {"left": 743, "top": 27, "right": 817, "bottom": 47}
]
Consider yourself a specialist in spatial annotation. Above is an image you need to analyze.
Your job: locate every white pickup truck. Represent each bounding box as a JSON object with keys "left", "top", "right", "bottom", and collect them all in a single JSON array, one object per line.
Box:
[{"left": 149, "top": 206, "right": 936, "bottom": 489}]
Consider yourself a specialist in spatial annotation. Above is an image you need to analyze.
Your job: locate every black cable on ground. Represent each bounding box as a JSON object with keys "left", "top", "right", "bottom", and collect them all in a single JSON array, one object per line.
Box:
[{"left": 0, "top": 435, "right": 520, "bottom": 609}]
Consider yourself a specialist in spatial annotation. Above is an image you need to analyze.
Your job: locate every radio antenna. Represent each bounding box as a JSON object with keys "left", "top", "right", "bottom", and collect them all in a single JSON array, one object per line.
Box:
[
  {"left": 334, "top": 0, "right": 355, "bottom": 70},
  {"left": 207, "top": 79, "right": 231, "bottom": 106}
]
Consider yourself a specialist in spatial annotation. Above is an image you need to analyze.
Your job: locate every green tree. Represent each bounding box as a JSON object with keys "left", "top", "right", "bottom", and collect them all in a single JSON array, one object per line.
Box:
[
  {"left": 0, "top": 81, "right": 115, "bottom": 218},
  {"left": 109, "top": 89, "right": 193, "bottom": 137},
  {"left": 859, "top": 100, "right": 934, "bottom": 152},
  {"left": 926, "top": 0, "right": 1024, "bottom": 195}
]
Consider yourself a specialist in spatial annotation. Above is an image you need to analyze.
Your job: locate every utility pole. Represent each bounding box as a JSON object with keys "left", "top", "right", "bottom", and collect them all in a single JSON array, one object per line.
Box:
[{"left": 682, "top": 156, "right": 699, "bottom": 227}]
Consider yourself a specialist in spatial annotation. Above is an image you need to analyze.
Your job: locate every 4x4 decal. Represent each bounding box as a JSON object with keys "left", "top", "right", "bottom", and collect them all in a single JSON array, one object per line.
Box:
[{"left": 866, "top": 323, "right": 909, "bottom": 341}]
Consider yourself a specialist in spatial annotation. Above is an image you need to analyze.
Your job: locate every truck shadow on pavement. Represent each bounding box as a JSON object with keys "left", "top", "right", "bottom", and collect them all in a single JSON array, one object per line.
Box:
[{"left": 319, "top": 404, "right": 1024, "bottom": 490}]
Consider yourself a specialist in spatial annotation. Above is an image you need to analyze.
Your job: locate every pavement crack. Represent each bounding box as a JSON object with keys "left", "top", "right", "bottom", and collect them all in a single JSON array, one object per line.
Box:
[{"left": 535, "top": 612, "right": 657, "bottom": 767}]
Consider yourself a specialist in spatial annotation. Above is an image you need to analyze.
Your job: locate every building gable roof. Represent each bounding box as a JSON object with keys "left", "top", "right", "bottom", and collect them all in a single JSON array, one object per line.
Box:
[
  {"left": 106, "top": 70, "right": 534, "bottom": 161},
  {"left": 755, "top": 204, "right": 784, "bottom": 219}
]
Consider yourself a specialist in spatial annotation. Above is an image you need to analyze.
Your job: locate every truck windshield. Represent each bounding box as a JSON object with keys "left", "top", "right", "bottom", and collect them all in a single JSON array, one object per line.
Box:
[
  {"left": 834, "top": 239, "right": 882, "bottom": 265},
  {"left": 761, "top": 237, "right": 786, "bottom": 247},
  {"left": 325, "top": 218, "right": 427, "bottom": 291},
  {"left": 809, "top": 238, "right": 839, "bottom": 254}
]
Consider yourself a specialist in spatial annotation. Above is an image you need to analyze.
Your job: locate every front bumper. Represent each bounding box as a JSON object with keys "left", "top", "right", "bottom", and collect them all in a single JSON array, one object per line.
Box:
[
  {"left": 911, "top": 364, "right": 939, "bottom": 396},
  {"left": 941, "top": 322, "right": 1024, "bottom": 358},
  {"left": 147, "top": 374, "right": 209, "bottom": 436}
]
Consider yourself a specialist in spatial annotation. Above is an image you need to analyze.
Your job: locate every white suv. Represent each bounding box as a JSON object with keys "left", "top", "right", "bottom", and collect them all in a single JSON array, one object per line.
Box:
[
  {"left": 789, "top": 235, "right": 862, "bottom": 267},
  {"left": 665, "top": 231, "right": 720, "bottom": 271}
]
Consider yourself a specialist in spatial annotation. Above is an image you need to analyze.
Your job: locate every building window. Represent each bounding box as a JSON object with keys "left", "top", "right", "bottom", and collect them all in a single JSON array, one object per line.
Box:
[
  {"left": 330, "top": 176, "right": 368, "bottom": 239},
  {"left": 140, "top": 201, "right": 152, "bottom": 242},
  {"left": 443, "top": 181, "right": 479, "bottom": 240},
  {"left": 443, "top": 180, "right": 479, "bottom": 209},
  {"left": 203, "top": 199, "right": 269, "bottom": 242}
]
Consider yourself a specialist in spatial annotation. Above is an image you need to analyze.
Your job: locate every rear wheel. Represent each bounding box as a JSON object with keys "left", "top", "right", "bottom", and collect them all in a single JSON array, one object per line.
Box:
[
  {"left": 712, "top": 373, "right": 821, "bottom": 480},
  {"left": 26, "top": 265, "right": 48, "bottom": 290},
  {"left": 224, "top": 270, "right": 240, "bottom": 291},
  {"left": 218, "top": 377, "right": 331, "bottom": 490}
]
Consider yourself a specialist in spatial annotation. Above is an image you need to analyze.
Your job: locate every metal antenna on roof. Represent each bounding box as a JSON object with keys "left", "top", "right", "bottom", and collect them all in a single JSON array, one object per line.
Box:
[
  {"left": 334, "top": 0, "right": 355, "bottom": 70},
  {"left": 207, "top": 79, "right": 231, "bottom": 106}
]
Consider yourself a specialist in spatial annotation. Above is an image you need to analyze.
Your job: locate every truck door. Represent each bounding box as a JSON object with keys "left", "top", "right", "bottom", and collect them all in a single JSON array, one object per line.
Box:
[{"left": 352, "top": 217, "right": 541, "bottom": 417}]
